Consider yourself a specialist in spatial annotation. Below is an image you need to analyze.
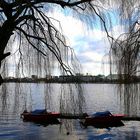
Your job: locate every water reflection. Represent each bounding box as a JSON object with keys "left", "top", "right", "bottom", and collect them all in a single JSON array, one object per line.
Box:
[
  {"left": 0, "top": 83, "right": 140, "bottom": 139},
  {"left": 118, "top": 84, "right": 140, "bottom": 116}
]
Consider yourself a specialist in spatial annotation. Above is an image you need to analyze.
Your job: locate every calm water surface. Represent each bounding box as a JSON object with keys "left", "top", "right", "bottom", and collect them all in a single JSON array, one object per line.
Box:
[{"left": 0, "top": 83, "right": 140, "bottom": 140}]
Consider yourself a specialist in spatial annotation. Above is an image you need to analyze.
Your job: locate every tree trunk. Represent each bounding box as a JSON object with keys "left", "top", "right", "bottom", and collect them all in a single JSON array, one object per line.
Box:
[{"left": 0, "top": 20, "right": 14, "bottom": 85}]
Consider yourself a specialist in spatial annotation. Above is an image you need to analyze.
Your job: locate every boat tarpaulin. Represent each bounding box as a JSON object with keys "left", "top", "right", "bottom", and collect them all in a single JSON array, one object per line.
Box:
[
  {"left": 31, "top": 109, "right": 46, "bottom": 114},
  {"left": 91, "top": 111, "right": 111, "bottom": 117}
]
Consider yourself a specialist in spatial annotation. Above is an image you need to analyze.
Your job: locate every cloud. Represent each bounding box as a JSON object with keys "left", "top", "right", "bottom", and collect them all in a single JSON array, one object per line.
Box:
[
  {"left": 78, "top": 51, "right": 103, "bottom": 63},
  {"left": 111, "top": 25, "right": 125, "bottom": 39},
  {"left": 48, "top": 10, "right": 86, "bottom": 45},
  {"left": 48, "top": 9, "right": 125, "bottom": 76},
  {"left": 81, "top": 62, "right": 107, "bottom": 76},
  {"left": 48, "top": 10, "right": 110, "bottom": 74}
]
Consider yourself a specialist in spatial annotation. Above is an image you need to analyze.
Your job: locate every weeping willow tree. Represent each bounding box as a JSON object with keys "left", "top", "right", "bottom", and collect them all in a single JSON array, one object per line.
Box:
[
  {"left": 0, "top": 0, "right": 113, "bottom": 115},
  {"left": 0, "top": 0, "right": 121, "bottom": 115},
  {"left": 109, "top": 1, "right": 140, "bottom": 116},
  {"left": 0, "top": 0, "right": 139, "bottom": 116},
  {"left": 109, "top": 1, "right": 140, "bottom": 83},
  {"left": 0, "top": 0, "right": 88, "bottom": 115},
  {"left": 110, "top": 22, "right": 140, "bottom": 83}
]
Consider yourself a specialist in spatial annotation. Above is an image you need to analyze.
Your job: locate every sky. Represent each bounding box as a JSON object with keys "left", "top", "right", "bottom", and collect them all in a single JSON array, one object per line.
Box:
[
  {"left": 48, "top": 8, "right": 125, "bottom": 76},
  {"left": 5, "top": 5, "right": 127, "bottom": 77}
]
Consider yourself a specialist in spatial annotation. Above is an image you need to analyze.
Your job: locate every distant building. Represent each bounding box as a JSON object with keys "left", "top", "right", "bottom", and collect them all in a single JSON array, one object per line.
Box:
[
  {"left": 106, "top": 74, "right": 118, "bottom": 80},
  {"left": 79, "top": 75, "right": 93, "bottom": 82},
  {"left": 31, "top": 75, "right": 38, "bottom": 79},
  {"left": 96, "top": 74, "right": 105, "bottom": 79},
  {"left": 46, "top": 75, "right": 52, "bottom": 80},
  {"left": 52, "top": 76, "right": 58, "bottom": 79},
  {"left": 59, "top": 75, "right": 75, "bottom": 82}
]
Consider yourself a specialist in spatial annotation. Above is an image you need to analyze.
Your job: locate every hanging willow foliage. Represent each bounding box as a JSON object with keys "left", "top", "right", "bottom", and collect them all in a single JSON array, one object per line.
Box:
[
  {"left": 110, "top": 18, "right": 140, "bottom": 83},
  {"left": 0, "top": 0, "right": 140, "bottom": 117},
  {"left": 0, "top": 0, "right": 114, "bottom": 115}
]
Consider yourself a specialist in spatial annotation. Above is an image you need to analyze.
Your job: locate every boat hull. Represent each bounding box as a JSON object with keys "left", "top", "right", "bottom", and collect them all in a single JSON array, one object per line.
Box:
[
  {"left": 21, "top": 112, "right": 60, "bottom": 124},
  {"left": 82, "top": 114, "right": 124, "bottom": 128}
]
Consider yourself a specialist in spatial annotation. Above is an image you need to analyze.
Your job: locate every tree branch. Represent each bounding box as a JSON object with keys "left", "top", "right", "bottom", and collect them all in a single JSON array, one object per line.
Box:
[{"left": 10, "top": 0, "right": 92, "bottom": 9}]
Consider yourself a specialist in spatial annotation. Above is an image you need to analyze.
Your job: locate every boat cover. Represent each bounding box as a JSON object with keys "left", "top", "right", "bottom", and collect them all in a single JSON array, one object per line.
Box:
[
  {"left": 31, "top": 109, "right": 46, "bottom": 114},
  {"left": 91, "top": 111, "right": 111, "bottom": 117}
]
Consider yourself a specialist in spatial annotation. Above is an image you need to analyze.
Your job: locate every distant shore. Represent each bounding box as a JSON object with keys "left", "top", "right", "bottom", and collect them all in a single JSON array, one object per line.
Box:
[{"left": 3, "top": 77, "right": 140, "bottom": 84}]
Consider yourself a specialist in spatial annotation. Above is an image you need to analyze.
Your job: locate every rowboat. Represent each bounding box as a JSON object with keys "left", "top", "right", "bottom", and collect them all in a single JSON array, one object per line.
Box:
[
  {"left": 21, "top": 109, "right": 60, "bottom": 124},
  {"left": 80, "top": 111, "right": 125, "bottom": 128}
]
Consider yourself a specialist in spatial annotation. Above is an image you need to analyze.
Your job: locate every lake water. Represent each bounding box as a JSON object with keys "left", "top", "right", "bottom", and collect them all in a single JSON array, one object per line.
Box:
[{"left": 0, "top": 83, "right": 140, "bottom": 140}]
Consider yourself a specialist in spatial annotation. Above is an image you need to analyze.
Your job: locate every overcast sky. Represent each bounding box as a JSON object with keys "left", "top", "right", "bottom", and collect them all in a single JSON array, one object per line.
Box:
[
  {"left": 6, "top": 6, "right": 126, "bottom": 77},
  {"left": 48, "top": 8, "right": 125, "bottom": 76}
]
